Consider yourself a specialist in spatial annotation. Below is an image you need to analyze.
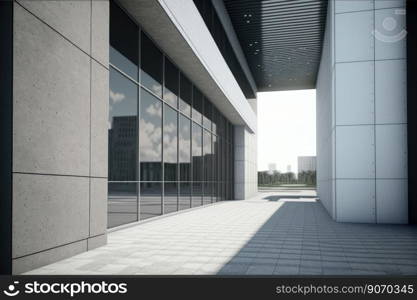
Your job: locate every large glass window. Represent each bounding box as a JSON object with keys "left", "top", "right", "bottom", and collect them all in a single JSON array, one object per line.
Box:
[
  {"left": 192, "top": 183, "right": 202, "bottom": 207},
  {"left": 164, "top": 105, "right": 178, "bottom": 181},
  {"left": 179, "top": 73, "right": 192, "bottom": 117},
  {"left": 140, "top": 182, "right": 162, "bottom": 220},
  {"left": 164, "top": 59, "right": 179, "bottom": 108},
  {"left": 108, "top": 183, "right": 138, "bottom": 228},
  {"left": 108, "top": 69, "right": 138, "bottom": 182},
  {"left": 141, "top": 32, "right": 163, "bottom": 97},
  {"left": 140, "top": 88, "right": 162, "bottom": 181},
  {"left": 203, "top": 129, "right": 211, "bottom": 182},
  {"left": 179, "top": 182, "right": 191, "bottom": 211},
  {"left": 108, "top": 1, "right": 234, "bottom": 228},
  {"left": 203, "top": 97, "right": 212, "bottom": 130},
  {"left": 164, "top": 182, "right": 178, "bottom": 214},
  {"left": 192, "top": 122, "right": 203, "bottom": 182},
  {"left": 203, "top": 182, "right": 212, "bottom": 205},
  {"left": 192, "top": 86, "right": 203, "bottom": 124},
  {"left": 212, "top": 134, "right": 217, "bottom": 183},
  {"left": 179, "top": 115, "right": 191, "bottom": 181},
  {"left": 110, "top": 1, "right": 138, "bottom": 79}
]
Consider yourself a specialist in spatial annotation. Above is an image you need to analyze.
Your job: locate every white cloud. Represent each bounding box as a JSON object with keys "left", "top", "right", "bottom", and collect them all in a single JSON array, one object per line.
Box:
[
  {"left": 146, "top": 102, "right": 162, "bottom": 117},
  {"left": 110, "top": 89, "right": 125, "bottom": 103}
]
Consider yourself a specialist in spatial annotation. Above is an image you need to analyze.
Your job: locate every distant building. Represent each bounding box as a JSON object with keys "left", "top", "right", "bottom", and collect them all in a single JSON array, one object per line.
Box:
[
  {"left": 286, "top": 165, "right": 292, "bottom": 173},
  {"left": 298, "top": 156, "right": 316, "bottom": 173},
  {"left": 268, "top": 163, "right": 277, "bottom": 174}
]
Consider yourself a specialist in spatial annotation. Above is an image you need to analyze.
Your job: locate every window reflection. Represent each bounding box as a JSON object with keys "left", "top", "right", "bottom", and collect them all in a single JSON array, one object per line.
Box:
[
  {"left": 203, "top": 129, "right": 212, "bottom": 182},
  {"left": 204, "top": 182, "right": 212, "bottom": 205},
  {"left": 179, "top": 73, "right": 192, "bottom": 117},
  {"left": 108, "top": 183, "right": 138, "bottom": 228},
  {"left": 192, "top": 86, "right": 203, "bottom": 124},
  {"left": 164, "top": 59, "right": 179, "bottom": 108},
  {"left": 164, "top": 105, "right": 178, "bottom": 181},
  {"left": 179, "top": 182, "right": 191, "bottom": 210},
  {"left": 164, "top": 182, "right": 178, "bottom": 214},
  {"left": 203, "top": 98, "right": 212, "bottom": 130},
  {"left": 192, "top": 182, "right": 202, "bottom": 207},
  {"left": 108, "top": 68, "right": 138, "bottom": 181},
  {"left": 192, "top": 122, "right": 203, "bottom": 181},
  {"left": 179, "top": 115, "right": 191, "bottom": 181},
  {"left": 140, "top": 182, "right": 162, "bottom": 220},
  {"left": 110, "top": 1, "right": 138, "bottom": 79},
  {"left": 140, "top": 89, "right": 162, "bottom": 181},
  {"left": 141, "top": 32, "right": 163, "bottom": 97}
]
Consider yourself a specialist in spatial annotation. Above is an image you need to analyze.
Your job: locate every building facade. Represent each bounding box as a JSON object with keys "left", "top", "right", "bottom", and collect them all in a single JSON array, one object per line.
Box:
[{"left": 1, "top": 0, "right": 415, "bottom": 275}]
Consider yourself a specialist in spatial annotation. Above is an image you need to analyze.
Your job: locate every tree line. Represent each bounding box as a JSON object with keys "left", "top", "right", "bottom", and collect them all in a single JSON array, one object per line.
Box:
[{"left": 258, "top": 170, "right": 316, "bottom": 186}]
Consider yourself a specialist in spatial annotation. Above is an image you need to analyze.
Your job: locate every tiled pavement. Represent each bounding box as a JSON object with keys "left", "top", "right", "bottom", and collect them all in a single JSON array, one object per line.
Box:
[{"left": 26, "top": 190, "right": 417, "bottom": 275}]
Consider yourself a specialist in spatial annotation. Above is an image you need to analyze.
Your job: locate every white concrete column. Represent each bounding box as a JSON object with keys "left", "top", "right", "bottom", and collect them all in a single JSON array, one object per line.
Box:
[
  {"left": 316, "top": 0, "right": 407, "bottom": 224},
  {"left": 234, "top": 98, "right": 258, "bottom": 200}
]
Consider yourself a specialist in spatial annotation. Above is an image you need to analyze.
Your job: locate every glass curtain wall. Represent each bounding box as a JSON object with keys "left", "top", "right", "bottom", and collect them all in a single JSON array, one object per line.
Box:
[{"left": 108, "top": 1, "right": 234, "bottom": 228}]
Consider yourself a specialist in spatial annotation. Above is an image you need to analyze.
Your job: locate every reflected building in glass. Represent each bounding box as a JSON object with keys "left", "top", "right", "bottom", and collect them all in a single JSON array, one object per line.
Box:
[{"left": 107, "top": 1, "right": 235, "bottom": 228}]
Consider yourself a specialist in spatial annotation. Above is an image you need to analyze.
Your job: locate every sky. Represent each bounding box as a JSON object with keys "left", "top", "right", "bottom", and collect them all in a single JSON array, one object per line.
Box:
[{"left": 257, "top": 89, "right": 316, "bottom": 173}]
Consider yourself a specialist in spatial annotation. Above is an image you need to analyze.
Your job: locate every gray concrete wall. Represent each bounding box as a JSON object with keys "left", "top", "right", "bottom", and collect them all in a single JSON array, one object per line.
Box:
[
  {"left": 316, "top": 0, "right": 407, "bottom": 224},
  {"left": 12, "top": 0, "right": 109, "bottom": 273}
]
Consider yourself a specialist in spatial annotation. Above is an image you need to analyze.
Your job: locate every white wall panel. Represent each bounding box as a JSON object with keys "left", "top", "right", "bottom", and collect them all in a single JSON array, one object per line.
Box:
[
  {"left": 335, "top": 11, "right": 374, "bottom": 62},
  {"left": 336, "top": 179, "right": 375, "bottom": 223},
  {"left": 376, "top": 124, "right": 407, "bottom": 178},
  {"left": 376, "top": 179, "right": 408, "bottom": 224},
  {"left": 374, "top": 8, "right": 407, "bottom": 60},
  {"left": 336, "top": 126, "right": 375, "bottom": 179},
  {"left": 375, "top": 59, "right": 407, "bottom": 124},
  {"left": 336, "top": 61, "right": 374, "bottom": 125}
]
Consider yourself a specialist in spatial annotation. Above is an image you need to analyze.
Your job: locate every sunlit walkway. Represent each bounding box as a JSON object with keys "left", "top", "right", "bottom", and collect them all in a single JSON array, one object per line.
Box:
[{"left": 27, "top": 190, "right": 417, "bottom": 275}]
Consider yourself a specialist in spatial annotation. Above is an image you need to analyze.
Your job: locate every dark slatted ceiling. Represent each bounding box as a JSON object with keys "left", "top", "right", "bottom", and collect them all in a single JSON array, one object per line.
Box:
[{"left": 224, "top": 0, "right": 327, "bottom": 91}]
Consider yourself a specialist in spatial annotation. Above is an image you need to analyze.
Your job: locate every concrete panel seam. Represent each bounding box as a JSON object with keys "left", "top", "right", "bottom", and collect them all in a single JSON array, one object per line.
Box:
[
  {"left": 12, "top": 172, "right": 107, "bottom": 179},
  {"left": 14, "top": 2, "right": 108, "bottom": 71}
]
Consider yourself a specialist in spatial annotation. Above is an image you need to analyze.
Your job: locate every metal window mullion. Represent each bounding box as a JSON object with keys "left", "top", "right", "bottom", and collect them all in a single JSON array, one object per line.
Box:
[
  {"left": 190, "top": 86, "right": 193, "bottom": 208},
  {"left": 177, "top": 68, "right": 180, "bottom": 212},
  {"left": 161, "top": 55, "right": 165, "bottom": 216},
  {"left": 137, "top": 27, "right": 141, "bottom": 222}
]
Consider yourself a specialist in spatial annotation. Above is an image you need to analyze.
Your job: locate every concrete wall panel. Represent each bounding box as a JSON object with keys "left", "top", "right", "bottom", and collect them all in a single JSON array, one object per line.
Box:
[
  {"left": 336, "top": 61, "right": 375, "bottom": 125},
  {"left": 336, "top": 126, "right": 375, "bottom": 179},
  {"left": 336, "top": 179, "right": 375, "bottom": 223},
  {"left": 335, "top": 0, "right": 373, "bottom": 14},
  {"left": 374, "top": 0, "right": 405, "bottom": 9},
  {"left": 13, "top": 240, "right": 87, "bottom": 275},
  {"left": 92, "top": 0, "right": 109, "bottom": 66},
  {"left": 13, "top": 4, "right": 90, "bottom": 176},
  {"left": 375, "top": 8, "right": 407, "bottom": 60},
  {"left": 375, "top": 59, "right": 407, "bottom": 124},
  {"left": 335, "top": 10, "right": 374, "bottom": 62},
  {"left": 90, "top": 178, "right": 107, "bottom": 236},
  {"left": 17, "top": 0, "right": 91, "bottom": 53},
  {"left": 91, "top": 61, "right": 109, "bottom": 178},
  {"left": 12, "top": 174, "right": 89, "bottom": 258},
  {"left": 376, "top": 179, "right": 408, "bottom": 223},
  {"left": 376, "top": 124, "right": 408, "bottom": 178}
]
